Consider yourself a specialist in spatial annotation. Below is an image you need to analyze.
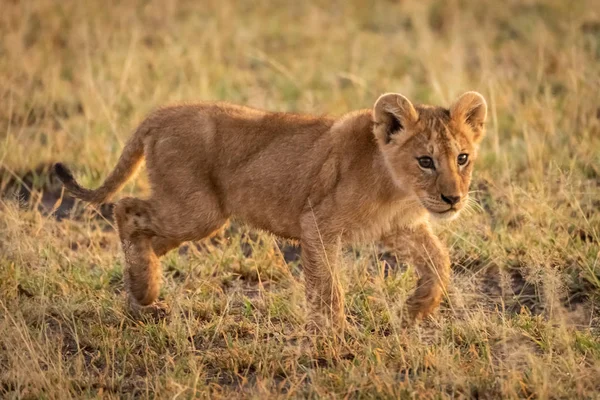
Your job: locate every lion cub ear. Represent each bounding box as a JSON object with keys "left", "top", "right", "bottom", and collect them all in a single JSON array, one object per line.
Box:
[
  {"left": 373, "top": 93, "right": 418, "bottom": 145},
  {"left": 450, "top": 91, "right": 487, "bottom": 143}
]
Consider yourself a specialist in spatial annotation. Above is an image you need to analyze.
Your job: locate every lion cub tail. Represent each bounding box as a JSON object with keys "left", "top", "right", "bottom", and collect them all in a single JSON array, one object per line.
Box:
[{"left": 54, "top": 126, "right": 146, "bottom": 204}]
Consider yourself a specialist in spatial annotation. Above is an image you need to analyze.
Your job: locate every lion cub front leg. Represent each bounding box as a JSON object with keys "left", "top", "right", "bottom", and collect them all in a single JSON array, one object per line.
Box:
[
  {"left": 300, "top": 214, "right": 345, "bottom": 332},
  {"left": 383, "top": 223, "right": 451, "bottom": 321}
]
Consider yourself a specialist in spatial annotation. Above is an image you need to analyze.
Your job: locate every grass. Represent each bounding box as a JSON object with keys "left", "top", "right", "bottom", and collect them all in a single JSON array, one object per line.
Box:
[{"left": 1, "top": 0, "right": 600, "bottom": 398}]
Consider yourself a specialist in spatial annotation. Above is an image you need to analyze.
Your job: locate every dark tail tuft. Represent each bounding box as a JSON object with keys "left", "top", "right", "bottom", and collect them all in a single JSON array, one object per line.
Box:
[
  {"left": 54, "top": 163, "right": 75, "bottom": 185},
  {"left": 53, "top": 162, "right": 98, "bottom": 202}
]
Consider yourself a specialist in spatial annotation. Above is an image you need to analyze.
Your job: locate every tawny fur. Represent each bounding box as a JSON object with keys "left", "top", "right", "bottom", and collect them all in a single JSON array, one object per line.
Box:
[{"left": 55, "top": 92, "right": 487, "bottom": 329}]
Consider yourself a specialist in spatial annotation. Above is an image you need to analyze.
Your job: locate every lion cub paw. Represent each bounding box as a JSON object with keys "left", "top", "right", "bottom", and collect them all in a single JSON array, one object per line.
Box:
[
  {"left": 403, "top": 301, "right": 441, "bottom": 326},
  {"left": 127, "top": 300, "right": 171, "bottom": 321}
]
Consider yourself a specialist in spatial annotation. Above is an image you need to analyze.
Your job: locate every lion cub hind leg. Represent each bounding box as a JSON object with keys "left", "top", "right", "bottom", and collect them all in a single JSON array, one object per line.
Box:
[
  {"left": 114, "top": 189, "right": 227, "bottom": 317},
  {"left": 122, "top": 236, "right": 170, "bottom": 319},
  {"left": 151, "top": 236, "right": 183, "bottom": 257},
  {"left": 114, "top": 198, "right": 166, "bottom": 314}
]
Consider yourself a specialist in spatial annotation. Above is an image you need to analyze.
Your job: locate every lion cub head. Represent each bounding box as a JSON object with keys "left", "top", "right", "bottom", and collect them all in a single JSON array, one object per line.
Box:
[{"left": 373, "top": 91, "right": 487, "bottom": 220}]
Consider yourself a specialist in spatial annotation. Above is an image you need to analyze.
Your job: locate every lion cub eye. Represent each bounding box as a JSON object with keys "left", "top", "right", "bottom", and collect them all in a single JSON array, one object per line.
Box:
[
  {"left": 417, "top": 156, "right": 434, "bottom": 169},
  {"left": 457, "top": 153, "right": 469, "bottom": 166}
]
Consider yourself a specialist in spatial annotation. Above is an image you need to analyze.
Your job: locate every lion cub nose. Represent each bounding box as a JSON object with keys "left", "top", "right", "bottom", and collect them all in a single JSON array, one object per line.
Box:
[{"left": 441, "top": 194, "right": 460, "bottom": 206}]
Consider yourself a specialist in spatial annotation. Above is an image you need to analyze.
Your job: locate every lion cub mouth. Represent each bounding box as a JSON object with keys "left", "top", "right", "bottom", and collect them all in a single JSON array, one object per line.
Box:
[{"left": 428, "top": 207, "right": 460, "bottom": 221}]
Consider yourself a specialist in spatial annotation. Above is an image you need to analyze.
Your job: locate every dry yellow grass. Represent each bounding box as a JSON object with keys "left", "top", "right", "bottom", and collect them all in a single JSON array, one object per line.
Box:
[{"left": 1, "top": 0, "right": 600, "bottom": 398}]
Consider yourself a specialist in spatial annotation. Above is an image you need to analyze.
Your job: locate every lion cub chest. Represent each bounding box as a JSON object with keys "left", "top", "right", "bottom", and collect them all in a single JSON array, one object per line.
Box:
[{"left": 346, "top": 198, "right": 427, "bottom": 243}]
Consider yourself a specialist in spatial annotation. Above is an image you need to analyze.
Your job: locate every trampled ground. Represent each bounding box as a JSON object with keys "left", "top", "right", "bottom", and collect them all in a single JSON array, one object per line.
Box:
[{"left": 1, "top": 1, "right": 599, "bottom": 398}]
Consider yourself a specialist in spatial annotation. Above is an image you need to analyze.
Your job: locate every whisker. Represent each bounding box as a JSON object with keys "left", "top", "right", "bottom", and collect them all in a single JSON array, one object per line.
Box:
[
  {"left": 461, "top": 204, "right": 475, "bottom": 216},
  {"left": 470, "top": 201, "right": 485, "bottom": 214},
  {"left": 465, "top": 196, "right": 485, "bottom": 213},
  {"left": 460, "top": 200, "right": 480, "bottom": 217}
]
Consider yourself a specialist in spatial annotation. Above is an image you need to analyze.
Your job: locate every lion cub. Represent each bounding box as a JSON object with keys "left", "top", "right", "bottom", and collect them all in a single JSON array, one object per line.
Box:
[{"left": 55, "top": 92, "right": 487, "bottom": 328}]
